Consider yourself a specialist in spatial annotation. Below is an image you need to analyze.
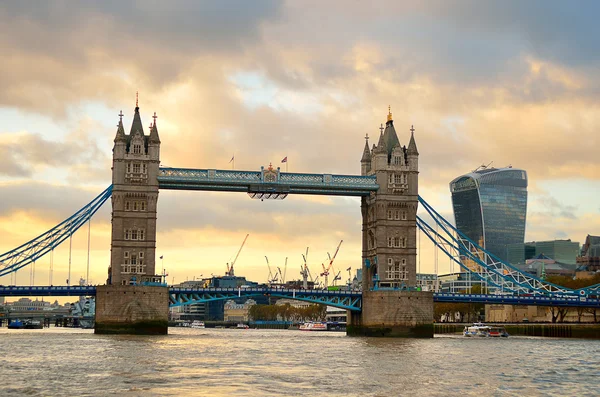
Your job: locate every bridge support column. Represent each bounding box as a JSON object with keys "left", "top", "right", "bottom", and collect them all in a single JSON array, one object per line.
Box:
[
  {"left": 95, "top": 285, "right": 169, "bottom": 335},
  {"left": 347, "top": 290, "right": 433, "bottom": 337}
]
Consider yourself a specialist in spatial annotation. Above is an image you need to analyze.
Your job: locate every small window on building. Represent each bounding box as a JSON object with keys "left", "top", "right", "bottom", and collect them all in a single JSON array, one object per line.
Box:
[
  {"left": 133, "top": 144, "right": 141, "bottom": 154},
  {"left": 133, "top": 202, "right": 138, "bottom": 211},
  {"left": 125, "top": 230, "right": 130, "bottom": 240},
  {"left": 387, "top": 210, "right": 393, "bottom": 220},
  {"left": 131, "top": 230, "right": 138, "bottom": 240},
  {"left": 122, "top": 280, "right": 127, "bottom": 285},
  {"left": 140, "top": 201, "right": 146, "bottom": 211},
  {"left": 402, "top": 211, "right": 407, "bottom": 220},
  {"left": 133, "top": 163, "right": 141, "bottom": 173},
  {"left": 131, "top": 257, "right": 137, "bottom": 265},
  {"left": 394, "top": 210, "right": 400, "bottom": 220},
  {"left": 143, "top": 164, "right": 147, "bottom": 174},
  {"left": 127, "top": 163, "right": 131, "bottom": 173},
  {"left": 125, "top": 201, "right": 130, "bottom": 211},
  {"left": 124, "top": 251, "right": 129, "bottom": 258},
  {"left": 139, "top": 252, "right": 144, "bottom": 258},
  {"left": 139, "top": 230, "right": 144, "bottom": 240}
]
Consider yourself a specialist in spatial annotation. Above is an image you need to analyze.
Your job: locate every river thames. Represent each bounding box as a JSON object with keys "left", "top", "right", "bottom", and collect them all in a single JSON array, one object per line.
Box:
[{"left": 0, "top": 327, "right": 599, "bottom": 396}]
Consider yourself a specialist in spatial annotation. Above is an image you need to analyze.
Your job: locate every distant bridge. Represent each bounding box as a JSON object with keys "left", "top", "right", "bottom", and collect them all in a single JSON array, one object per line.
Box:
[{"left": 1, "top": 286, "right": 598, "bottom": 310}]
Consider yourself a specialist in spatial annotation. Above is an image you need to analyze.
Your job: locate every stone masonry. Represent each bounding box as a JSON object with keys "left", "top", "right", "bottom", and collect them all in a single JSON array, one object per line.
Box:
[
  {"left": 350, "top": 108, "right": 433, "bottom": 337},
  {"left": 109, "top": 105, "right": 161, "bottom": 286}
]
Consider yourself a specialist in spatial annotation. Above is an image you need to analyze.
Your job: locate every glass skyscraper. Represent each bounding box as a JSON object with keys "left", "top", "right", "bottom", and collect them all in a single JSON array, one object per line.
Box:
[{"left": 450, "top": 167, "right": 528, "bottom": 262}]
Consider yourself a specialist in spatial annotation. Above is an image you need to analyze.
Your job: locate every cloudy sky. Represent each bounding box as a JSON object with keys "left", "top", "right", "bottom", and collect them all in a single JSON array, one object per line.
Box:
[{"left": 1, "top": 0, "right": 599, "bottom": 288}]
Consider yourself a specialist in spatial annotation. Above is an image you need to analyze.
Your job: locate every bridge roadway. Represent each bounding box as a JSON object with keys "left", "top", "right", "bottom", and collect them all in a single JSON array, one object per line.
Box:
[{"left": 1, "top": 286, "right": 599, "bottom": 309}]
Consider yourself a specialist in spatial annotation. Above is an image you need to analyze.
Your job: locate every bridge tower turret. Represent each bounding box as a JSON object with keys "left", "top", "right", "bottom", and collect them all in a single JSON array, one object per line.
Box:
[
  {"left": 108, "top": 101, "right": 161, "bottom": 286},
  {"left": 361, "top": 108, "right": 418, "bottom": 290},
  {"left": 350, "top": 108, "right": 432, "bottom": 338}
]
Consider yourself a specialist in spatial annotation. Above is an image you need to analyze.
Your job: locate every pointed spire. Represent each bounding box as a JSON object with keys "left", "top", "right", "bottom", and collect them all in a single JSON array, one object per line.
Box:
[
  {"left": 382, "top": 108, "right": 400, "bottom": 155},
  {"left": 130, "top": 100, "right": 144, "bottom": 136},
  {"left": 376, "top": 127, "right": 387, "bottom": 153},
  {"left": 361, "top": 133, "right": 371, "bottom": 162},
  {"left": 408, "top": 125, "right": 419, "bottom": 155},
  {"left": 149, "top": 111, "right": 161, "bottom": 144},
  {"left": 114, "top": 110, "right": 126, "bottom": 142}
]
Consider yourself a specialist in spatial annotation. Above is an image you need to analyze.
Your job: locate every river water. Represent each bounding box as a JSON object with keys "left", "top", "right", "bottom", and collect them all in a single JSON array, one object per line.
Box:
[{"left": 0, "top": 327, "right": 599, "bottom": 396}]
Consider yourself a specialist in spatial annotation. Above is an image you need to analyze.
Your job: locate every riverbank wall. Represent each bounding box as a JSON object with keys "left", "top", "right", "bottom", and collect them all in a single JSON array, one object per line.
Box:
[{"left": 435, "top": 323, "right": 600, "bottom": 339}]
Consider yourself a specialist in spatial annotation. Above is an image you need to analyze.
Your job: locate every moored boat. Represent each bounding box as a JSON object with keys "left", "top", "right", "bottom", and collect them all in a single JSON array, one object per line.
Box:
[
  {"left": 190, "top": 320, "right": 205, "bottom": 329},
  {"left": 7, "top": 319, "right": 24, "bottom": 329},
  {"left": 463, "top": 322, "right": 508, "bottom": 337},
  {"left": 237, "top": 323, "right": 250, "bottom": 329},
  {"left": 299, "top": 322, "right": 328, "bottom": 331}
]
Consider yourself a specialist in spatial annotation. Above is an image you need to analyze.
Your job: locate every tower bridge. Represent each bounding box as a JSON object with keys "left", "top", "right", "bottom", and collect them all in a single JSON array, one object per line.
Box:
[{"left": 2, "top": 102, "right": 599, "bottom": 336}]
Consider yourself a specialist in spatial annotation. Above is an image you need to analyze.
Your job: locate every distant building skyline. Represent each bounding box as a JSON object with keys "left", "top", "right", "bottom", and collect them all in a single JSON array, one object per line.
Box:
[
  {"left": 450, "top": 166, "right": 528, "bottom": 262},
  {"left": 506, "top": 239, "right": 580, "bottom": 265}
]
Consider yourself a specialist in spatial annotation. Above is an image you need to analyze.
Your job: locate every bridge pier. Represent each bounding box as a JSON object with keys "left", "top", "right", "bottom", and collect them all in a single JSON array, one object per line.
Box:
[
  {"left": 95, "top": 285, "right": 169, "bottom": 335},
  {"left": 347, "top": 290, "right": 433, "bottom": 337}
]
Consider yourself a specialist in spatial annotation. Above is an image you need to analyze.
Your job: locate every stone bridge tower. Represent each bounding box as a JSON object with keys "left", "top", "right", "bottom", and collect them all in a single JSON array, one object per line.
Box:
[
  {"left": 361, "top": 108, "right": 419, "bottom": 290},
  {"left": 349, "top": 108, "right": 433, "bottom": 338},
  {"left": 108, "top": 102, "right": 161, "bottom": 286},
  {"left": 96, "top": 100, "right": 168, "bottom": 335}
]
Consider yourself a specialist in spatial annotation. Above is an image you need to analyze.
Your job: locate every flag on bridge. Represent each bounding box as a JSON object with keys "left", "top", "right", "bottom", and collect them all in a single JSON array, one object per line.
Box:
[
  {"left": 281, "top": 156, "right": 287, "bottom": 163},
  {"left": 229, "top": 155, "right": 234, "bottom": 163}
]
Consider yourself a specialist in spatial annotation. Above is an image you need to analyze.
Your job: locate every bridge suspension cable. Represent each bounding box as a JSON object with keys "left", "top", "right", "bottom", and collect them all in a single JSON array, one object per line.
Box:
[
  {"left": 416, "top": 196, "right": 596, "bottom": 297},
  {"left": 0, "top": 185, "right": 113, "bottom": 277}
]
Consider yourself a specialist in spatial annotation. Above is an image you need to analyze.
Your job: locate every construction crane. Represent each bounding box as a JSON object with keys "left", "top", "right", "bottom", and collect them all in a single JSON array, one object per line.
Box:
[
  {"left": 320, "top": 240, "right": 343, "bottom": 289},
  {"left": 300, "top": 247, "right": 312, "bottom": 289},
  {"left": 226, "top": 234, "right": 249, "bottom": 276},
  {"left": 332, "top": 270, "right": 342, "bottom": 286},
  {"left": 265, "top": 256, "right": 277, "bottom": 285},
  {"left": 281, "top": 257, "right": 288, "bottom": 284}
]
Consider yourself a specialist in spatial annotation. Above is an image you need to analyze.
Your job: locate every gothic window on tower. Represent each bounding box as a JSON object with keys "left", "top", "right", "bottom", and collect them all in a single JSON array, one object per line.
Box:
[
  {"left": 387, "top": 210, "right": 393, "bottom": 220},
  {"left": 127, "top": 163, "right": 132, "bottom": 173},
  {"left": 124, "top": 251, "right": 129, "bottom": 259},
  {"left": 125, "top": 230, "right": 130, "bottom": 240},
  {"left": 125, "top": 201, "right": 130, "bottom": 211},
  {"left": 140, "top": 201, "right": 146, "bottom": 211},
  {"left": 402, "top": 211, "right": 407, "bottom": 220},
  {"left": 143, "top": 164, "right": 147, "bottom": 174},
  {"left": 401, "top": 237, "right": 407, "bottom": 248},
  {"left": 133, "top": 163, "right": 141, "bottom": 174},
  {"left": 133, "top": 144, "right": 141, "bottom": 155},
  {"left": 394, "top": 210, "right": 400, "bottom": 220},
  {"left": 133, "top": 202, "right": 138, "bottom": 211}
]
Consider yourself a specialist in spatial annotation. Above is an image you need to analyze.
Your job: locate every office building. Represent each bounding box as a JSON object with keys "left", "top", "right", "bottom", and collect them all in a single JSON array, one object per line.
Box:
[
  {"left": 506, "top": 239, "right": 580, "bottom": 265},
  {"left": 577, "top": 235, "right": 600, "bottom": 271},
  {"left": 450, "top": 166, "right": 528, "bottom": 262}
]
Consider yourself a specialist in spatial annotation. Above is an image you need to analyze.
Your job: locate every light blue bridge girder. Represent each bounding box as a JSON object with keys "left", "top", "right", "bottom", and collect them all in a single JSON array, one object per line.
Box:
[
  {"left": 157, "top": 167, "right": 379, "bottom": 197},
  {"left": 0, "top": 186, "right": 113, "bottom": 277},
  {"left": 434, "top": 293, "right": 600, "bottom": 308},
  {"left": 169, "top": 287, "right": 363, "bottom": 311},
  {"left": 2, "top": 286, "right": 599, "bottom": 309}
]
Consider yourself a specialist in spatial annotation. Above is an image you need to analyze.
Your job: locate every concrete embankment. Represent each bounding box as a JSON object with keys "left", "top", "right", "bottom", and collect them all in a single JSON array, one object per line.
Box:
[{"left": 435, "top": 323, "right": 600, "bottom": 339}]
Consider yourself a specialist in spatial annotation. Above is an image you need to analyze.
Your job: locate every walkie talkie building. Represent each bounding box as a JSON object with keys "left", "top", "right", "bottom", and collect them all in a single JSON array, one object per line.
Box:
[{"left": 450, "top": 167, "right": 528, "bottom": 262}]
